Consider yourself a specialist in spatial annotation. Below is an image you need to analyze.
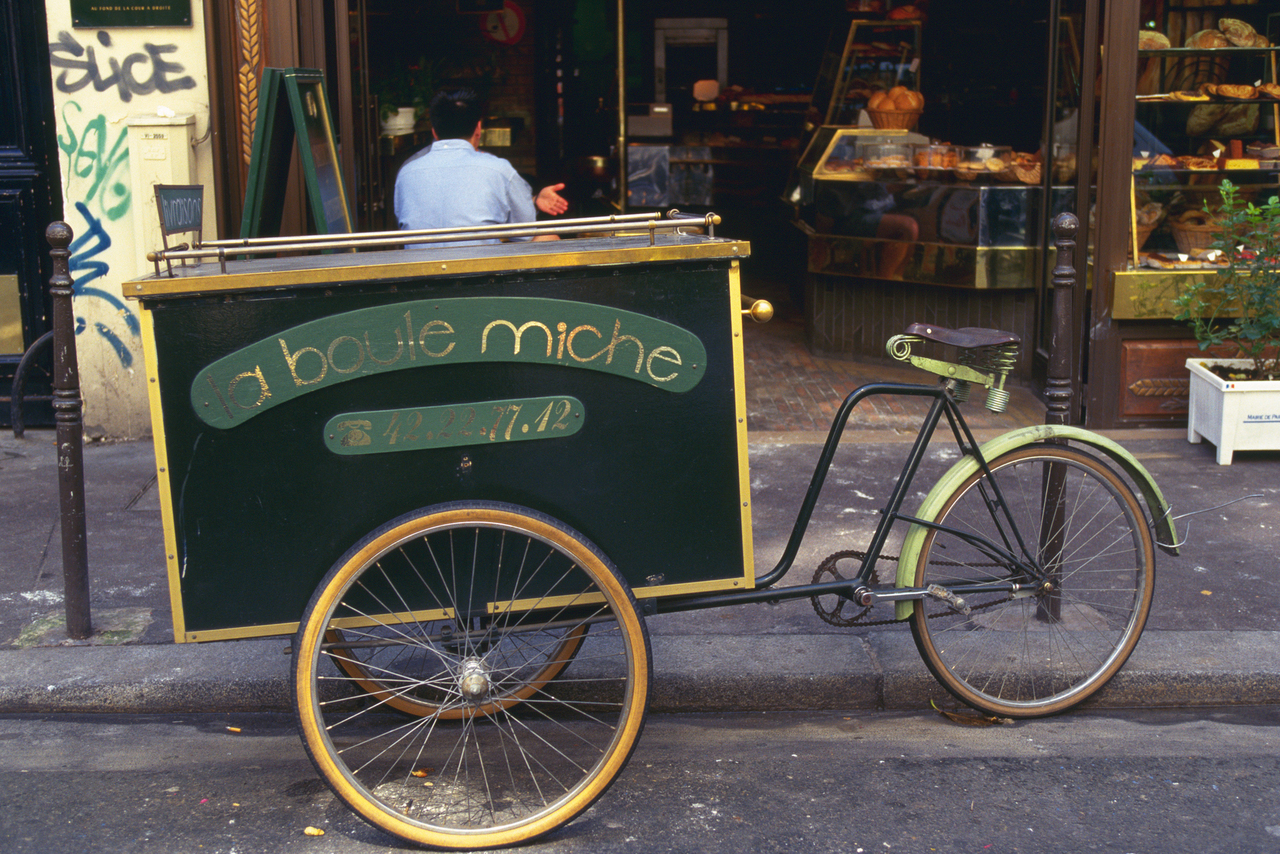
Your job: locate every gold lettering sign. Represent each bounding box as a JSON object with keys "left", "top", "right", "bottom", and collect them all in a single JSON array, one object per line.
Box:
[
  {"left": 191, "top": 297, "right": 706, "bottom": 428},
  {"left": 325, "top": 396, "right": 585, "bottom": 455}
]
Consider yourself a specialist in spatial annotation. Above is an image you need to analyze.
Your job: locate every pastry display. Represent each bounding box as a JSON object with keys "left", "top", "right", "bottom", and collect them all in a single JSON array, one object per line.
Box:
[
  {"left": 1245, "top": 142, "right": 1280, "bottom": 166},
  {"left": 1176, "top": 155, "right": 1216, "bottom": 170},
  {"left": 912, "top": 143, "right": 958, "bottom": 178},
  {"left": 1214, "top": 84, "right": 1258, "bottom": 100}
]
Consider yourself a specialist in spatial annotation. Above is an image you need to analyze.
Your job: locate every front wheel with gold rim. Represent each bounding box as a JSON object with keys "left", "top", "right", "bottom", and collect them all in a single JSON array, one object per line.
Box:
[{"left": 293, "top": 502, "right": 651, "bottom": 850}]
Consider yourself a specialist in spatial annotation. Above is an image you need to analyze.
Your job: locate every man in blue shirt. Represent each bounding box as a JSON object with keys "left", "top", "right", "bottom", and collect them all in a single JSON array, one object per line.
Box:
[{"left": 394, "top": 88, "right": 568, "bottom": 242}]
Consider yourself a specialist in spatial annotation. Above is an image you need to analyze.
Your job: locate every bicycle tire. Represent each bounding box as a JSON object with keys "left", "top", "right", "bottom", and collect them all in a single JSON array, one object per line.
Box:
[
  {"left": 294, "top": 501, "right": 650, "bottom": 849},
  {"left": 910, "top": 444, "right": 1155, "bottom": 717}
]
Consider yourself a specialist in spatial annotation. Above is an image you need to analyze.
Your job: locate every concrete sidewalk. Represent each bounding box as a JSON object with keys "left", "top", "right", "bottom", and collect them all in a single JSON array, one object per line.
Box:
[{"left": 3, "top": 418, "right": 1279, "bottom": 715}]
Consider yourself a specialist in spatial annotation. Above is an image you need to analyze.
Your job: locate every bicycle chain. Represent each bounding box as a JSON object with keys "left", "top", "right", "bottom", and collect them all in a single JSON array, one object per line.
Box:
[{"left": 809, "top": 550, "right": 1012, "bottom": 627}]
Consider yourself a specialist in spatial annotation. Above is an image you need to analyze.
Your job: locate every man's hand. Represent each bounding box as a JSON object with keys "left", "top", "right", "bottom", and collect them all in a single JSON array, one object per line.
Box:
[{"left": 535, "top": 183, "right": 569, "bottom": 216}]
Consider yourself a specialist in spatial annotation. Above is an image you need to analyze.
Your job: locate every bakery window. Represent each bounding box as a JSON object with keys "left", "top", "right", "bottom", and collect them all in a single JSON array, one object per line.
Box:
[{"left": 1128, "top": 13, "right": 1279, "bottom": 276}]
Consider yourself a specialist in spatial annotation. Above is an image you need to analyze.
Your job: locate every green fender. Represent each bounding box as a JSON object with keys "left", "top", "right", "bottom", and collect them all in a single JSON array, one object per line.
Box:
[{"left": 893, "top": 425, "right": 1178, "bottom": 620}]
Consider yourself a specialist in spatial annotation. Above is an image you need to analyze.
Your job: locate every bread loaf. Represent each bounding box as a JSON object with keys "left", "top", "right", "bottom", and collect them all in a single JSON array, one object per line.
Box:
[
  {"left": 1138, "top": 30, "right": 1170, "bottom": 50},
  {"left": 1186, "top": 103, "right": 1259, "bottom": 136},
  {"left": 1218, "top": 18, "right": 1257, "bottom": 46},
  {"left": 1217, "top": 105, "right": 1260, "bottom": 137},
  {"left": 1184, "top": 29, "right": 1231, "bottom": 48},
  {"left": 1186, "top": 104, "right": 1228, "bottom": 135},
  {"left": 870, "top": 87, "right": 924, "bottom": 111},
  {"left": 887, "top": 4, "right": 922, "bottom": 19}
]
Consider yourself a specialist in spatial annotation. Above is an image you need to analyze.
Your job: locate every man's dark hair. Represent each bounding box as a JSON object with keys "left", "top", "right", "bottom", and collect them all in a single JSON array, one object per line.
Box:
[{"left": 430, "top": 88, "right": 484, "bottom": 140}]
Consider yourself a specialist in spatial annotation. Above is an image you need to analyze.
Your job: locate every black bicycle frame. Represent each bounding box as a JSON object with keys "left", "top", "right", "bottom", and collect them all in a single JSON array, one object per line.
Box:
[{"left": 652, "top": 380, "right": 1040, "bottom": 617}]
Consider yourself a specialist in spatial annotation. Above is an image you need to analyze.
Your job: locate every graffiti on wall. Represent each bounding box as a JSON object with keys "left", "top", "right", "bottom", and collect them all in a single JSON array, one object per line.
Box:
[
  {"left": 57, "top": 101, "right": 130, "bottom": 221},
  {"left": 68, "top": 201, "right": 136, "bottom": 368},
  {"left": 54, "top": 99, "right": 138, "bottom": 367},
  {"left": 49, "top": 29, "right": 201, "bottom": 379},
  {"left": 50, "top": 30, "right": 196, "bottom": 103}
]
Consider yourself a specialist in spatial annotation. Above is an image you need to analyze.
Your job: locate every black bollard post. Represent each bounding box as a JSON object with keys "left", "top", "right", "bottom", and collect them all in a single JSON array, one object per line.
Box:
[
  {"left": 1037, "top": 211, "right": 1080, "bottom": 623},
  {"left": 1045, "top": 212, "right": 1079, "bottom": 427},
  {"left": 46, "top": 222, "right": 92, "bottom": 640}
]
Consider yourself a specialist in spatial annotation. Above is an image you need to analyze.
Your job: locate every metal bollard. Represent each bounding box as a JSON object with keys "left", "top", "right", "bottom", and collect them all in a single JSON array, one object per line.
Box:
[
  {"left": 46, "top": 221, "right": 92, "bottom": 640},
  {"left": 1045, "top": 212, "right": 1079, "bottom": 427}
]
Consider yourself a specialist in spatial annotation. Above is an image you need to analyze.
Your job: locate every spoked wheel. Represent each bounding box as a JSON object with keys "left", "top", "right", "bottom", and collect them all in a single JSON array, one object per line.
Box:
[
  {"left": 323, "top": 623, "right": 587, "bottom": 719},
  {"left": 911, "top": 445, "right": 1155, "bottom": 718},
  {"left": 294, "top": 502, "right": 651, "bottom": 850}
]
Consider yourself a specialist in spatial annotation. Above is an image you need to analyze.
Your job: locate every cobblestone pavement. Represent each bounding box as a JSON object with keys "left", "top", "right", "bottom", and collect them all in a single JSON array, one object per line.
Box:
[{"left": 741, "top": 310, "right": 1044, "bottom": 435}]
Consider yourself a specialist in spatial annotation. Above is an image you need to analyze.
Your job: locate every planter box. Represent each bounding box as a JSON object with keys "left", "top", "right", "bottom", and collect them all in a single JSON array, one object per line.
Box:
[
  {"left": 379, "top": 107, "right": 416, "bottom": 136},
  {"left": 1186, "top": 358, "right": 1280, "bottom": 464}
]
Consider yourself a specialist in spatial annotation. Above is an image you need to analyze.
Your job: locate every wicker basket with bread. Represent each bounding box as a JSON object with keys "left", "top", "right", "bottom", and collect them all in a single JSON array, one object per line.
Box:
[
  {"left": 866, "top": 87, "right": 924, "bottom": 130},
  {"left": 1169, "top": 210, "right": 1220, "bottom": 254}
]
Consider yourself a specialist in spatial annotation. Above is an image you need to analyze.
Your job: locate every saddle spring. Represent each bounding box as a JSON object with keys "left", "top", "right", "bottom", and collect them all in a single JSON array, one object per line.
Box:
[{"left": 885, "top": 334, "right": 1020, "bottom": 414}]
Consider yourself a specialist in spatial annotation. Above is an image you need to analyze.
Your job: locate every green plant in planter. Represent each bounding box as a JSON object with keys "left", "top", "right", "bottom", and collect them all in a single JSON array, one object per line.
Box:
[
  {"left": 1173, "top": 179, "right": 1280, "bottom": 380},
  {"left": 374, "top": 57, "right": 435, "bottom": 124}
]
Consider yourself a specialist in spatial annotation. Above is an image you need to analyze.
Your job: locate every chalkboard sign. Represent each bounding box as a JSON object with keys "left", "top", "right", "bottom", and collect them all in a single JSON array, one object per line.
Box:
[
  {"left": 153, "top": 184, "right": 203, "bottom": 277},
  {"left": 240, "top": 68, "right": 352, "bottom": 238},
  {"left": 285, "top": 70, "right": 353, "bottom": 235},
  {"left": 156, "top": 185, "right": 204, "bottom": 234}
]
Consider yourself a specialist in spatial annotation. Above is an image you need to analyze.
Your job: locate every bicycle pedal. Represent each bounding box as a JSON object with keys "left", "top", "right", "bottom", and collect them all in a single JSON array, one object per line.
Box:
[{"left": 926, "top": 584, "right": 971, "bottom": 615}]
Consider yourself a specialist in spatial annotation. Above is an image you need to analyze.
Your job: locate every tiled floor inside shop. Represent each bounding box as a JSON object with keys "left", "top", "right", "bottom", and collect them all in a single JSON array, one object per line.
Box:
[{"left": 739, "top": 281, "right": 1045, "bottom": 436}]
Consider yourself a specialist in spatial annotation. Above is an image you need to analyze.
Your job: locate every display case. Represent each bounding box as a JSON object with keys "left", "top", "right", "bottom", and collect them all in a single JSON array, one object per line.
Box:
[
  {"left": 791, "top": 127, "right": 1072, "bottom": 289},
  {"left": 1116, "top": 18, "right": 1280, "bottom": 316},
  {"left": 809, "top": 19, "right": 923, "bottom": 131},
  {"left": 1089, "top": 8, "right": 1280, "bottom": 427}
]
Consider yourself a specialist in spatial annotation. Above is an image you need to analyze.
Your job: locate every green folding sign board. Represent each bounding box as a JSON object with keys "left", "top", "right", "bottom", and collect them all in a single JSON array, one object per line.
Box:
[{"left": 240, "top": 68, "right": 352, "bottom": 238}]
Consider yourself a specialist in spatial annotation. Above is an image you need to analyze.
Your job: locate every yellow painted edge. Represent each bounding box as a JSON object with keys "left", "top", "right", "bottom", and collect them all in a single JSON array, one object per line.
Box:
[
  {"left": 128, "top": 241, "right": 753, "bottom": 299},
  {"left": 184, "top": 620, "right": 298, "bottom": 643},
  {"left": 727, "top": 259, "right": 756, "bottom": 590},
  {"left": 140, "top": 307, "right": 190, "bottom": 644},
  {"left": 181, "top": 573, "right": 750, "bottom": 643},
  {"left": 635, "top": 574, "right": 750, "bottom": 600}
]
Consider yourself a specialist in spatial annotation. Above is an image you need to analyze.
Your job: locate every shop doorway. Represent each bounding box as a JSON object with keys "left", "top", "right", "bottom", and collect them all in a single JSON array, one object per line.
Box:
[{"left": 0, "top": 0, "right": 62, "bottom": 429}]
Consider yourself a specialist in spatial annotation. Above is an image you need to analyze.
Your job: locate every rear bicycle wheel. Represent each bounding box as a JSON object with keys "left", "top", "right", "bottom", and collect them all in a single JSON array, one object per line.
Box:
[
  {"left": 911, "top": 445, "right": 1155, "bottom": 717},
  {"left": 294, "top": 502, "right": 650, "bottom": 850}
]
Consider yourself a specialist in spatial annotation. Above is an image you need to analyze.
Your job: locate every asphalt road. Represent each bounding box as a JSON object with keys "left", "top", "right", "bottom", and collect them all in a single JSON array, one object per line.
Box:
[{"left": 3, "top": 707, "right": 1278, "bottom": 854}]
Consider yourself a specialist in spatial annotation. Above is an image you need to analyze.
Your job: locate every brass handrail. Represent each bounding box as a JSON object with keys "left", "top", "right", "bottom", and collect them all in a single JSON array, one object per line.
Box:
[{"left": 146, "top": 210, "right": 722, "bottom": 274}]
